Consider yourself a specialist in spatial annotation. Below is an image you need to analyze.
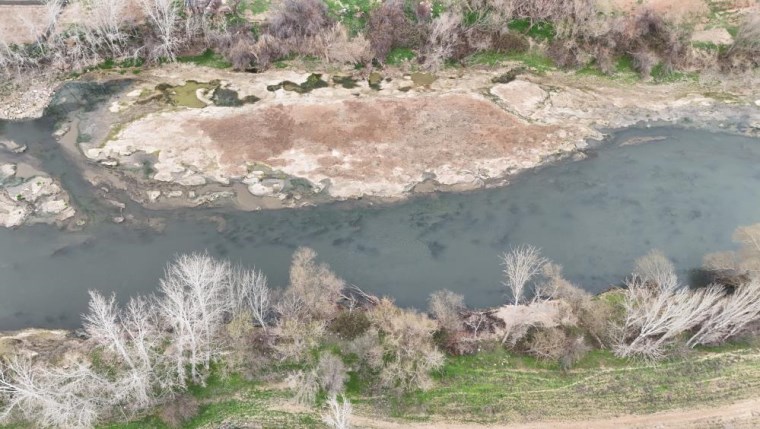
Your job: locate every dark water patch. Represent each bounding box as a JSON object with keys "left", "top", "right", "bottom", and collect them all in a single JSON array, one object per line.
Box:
[
  {"left": 267, "top": 73, "right": 328, "bottom": 94},
  {"left": 332, "top": 75, "right": 359, "bottom": 89},
  {"left": 211, "top": 87, "right": 260, "bottom": 107}
]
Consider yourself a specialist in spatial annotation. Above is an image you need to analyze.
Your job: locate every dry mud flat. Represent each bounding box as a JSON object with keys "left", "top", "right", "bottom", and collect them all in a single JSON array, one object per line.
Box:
[{"left": 87, "top": 64, "right": 760, "bottom": 209}]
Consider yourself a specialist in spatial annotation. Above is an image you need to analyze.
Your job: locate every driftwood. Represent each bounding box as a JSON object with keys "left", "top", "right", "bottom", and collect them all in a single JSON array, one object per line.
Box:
[
  {"left": 338, "top": 285, "right": 381, "bottom": 312},
  {"left": 460, "top": 309, "right": 506, "bottom": 336}
]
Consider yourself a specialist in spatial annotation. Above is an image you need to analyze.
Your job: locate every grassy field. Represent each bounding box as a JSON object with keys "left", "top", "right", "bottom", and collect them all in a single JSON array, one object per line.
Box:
[{"left": 387, "top": 344, "right": 760, "bottom": 423}]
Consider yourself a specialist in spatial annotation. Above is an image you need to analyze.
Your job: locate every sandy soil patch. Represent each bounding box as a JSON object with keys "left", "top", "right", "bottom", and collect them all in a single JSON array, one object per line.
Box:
[
  {"left": 0, "top": 5, "right": 48, "bottom": 45},
  {"left": 351, "top": 397, "right": 760, "bottom": 429}
]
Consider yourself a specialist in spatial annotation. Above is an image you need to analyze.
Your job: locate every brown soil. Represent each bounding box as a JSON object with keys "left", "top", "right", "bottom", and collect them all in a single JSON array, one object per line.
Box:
[{"left": 195, "top": 94, "right": 556, "bottom": 183}]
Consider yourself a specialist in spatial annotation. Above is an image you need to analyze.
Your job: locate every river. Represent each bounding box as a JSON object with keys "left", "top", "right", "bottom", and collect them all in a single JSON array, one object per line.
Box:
[{"left": 1, "top": 83, "right": 759, "bottom": 329}]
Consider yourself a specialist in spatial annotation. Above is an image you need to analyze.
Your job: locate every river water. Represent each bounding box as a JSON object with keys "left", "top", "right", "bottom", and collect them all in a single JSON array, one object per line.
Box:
[{"left": 1, "top": 83, "right": 759, "bottom": 329}]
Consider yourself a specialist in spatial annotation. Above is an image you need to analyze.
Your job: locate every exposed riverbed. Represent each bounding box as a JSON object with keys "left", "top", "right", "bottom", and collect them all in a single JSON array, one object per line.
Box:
[{"left": 1, "top": 115, "right": 759, "bottom": 328}]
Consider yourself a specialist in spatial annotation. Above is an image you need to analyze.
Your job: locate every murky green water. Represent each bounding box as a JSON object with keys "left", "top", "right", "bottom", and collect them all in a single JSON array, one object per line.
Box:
[{"left": 0, "top": 83, "right": 759, "bottom": 329}]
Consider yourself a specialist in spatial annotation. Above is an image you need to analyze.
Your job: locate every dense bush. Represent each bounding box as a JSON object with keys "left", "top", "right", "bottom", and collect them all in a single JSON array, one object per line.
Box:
[
  {"left": 269, "top": 0, "right": 333, "bottom": 40},
  {"left": 368, "top": 0, "right": 429, "bottom": 61},
  {"left": 329, "top": 310, "right": 371, "bottom": 340}
]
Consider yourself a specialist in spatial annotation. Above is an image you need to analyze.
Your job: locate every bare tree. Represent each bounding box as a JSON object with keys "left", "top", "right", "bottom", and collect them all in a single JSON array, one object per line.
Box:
[
  {"left": 0, "top": 357, "right": 110, "bottom": 429},
  {"left": 614, "top": 276, "right": 723, "bottom": 360},
  {"left": 84, "top": 291, "right": 135, "bottom": 368},
  {"left": 322, "top": 394, "right": 352, "bottom": 429},
  {"left": 688, "top": 279, "right": 760, "bottom": 347},
  {"left": 140, "top": 0, "right": 182, "bottom": 61},
  {"left": 158, "top": 253, "right": 231, "bottom": 385},
  {"left": 231, "top": 266, "right": 271, "bottom": 329},
  {"left": 501, "top": 245, "right": 548, "bottom": 305}
]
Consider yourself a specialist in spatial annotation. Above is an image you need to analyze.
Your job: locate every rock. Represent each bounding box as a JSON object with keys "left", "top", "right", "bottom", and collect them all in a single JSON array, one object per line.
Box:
[
  {"left": 38, "top": 199, "right": 68, "bottom": 215},
  {"left": 0, "top": 163, "right": 17, "bottom": 181},
  {"left": 691, "top": 28, "right": 733, "bottom": 46},
  {"left": 491, "top": 80, "right": 549, "bottom": 117},
  {"left": 177, "top": 174, "right": 206, "bottom": 186},
  {"left": 11, "top": 144, "right": 27, "bottom": 154},
  {"left": 167, "top": 190, "right": 183, "bottom": 198},
  {"left": 112, "top": 216, "right": 125, "bottom": 224},
  {"left": 147, "top": 190, "right": 161, "bottom": 202},
  {"left": 248, "top": 183, "right": 272, "bottom": 196},
  {"left": 53, "top": 123, "right": 71, "bottom": 138},
  {"left": 755, "top": 100, "right": 760, "bottom": 107},
  {"left": 100, "top": 159, "right": 119, "bottom": 167},
  {"left": 0, "top": 192, "right": 32, "bottom": 228}
]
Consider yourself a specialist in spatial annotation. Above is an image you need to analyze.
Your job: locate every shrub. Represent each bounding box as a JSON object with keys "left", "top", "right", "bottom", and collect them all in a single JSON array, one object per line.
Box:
[
  {"left": 369, "top": 298, "right": 445, "bottom": 391},
  {"left": 316, "top": 352, "right": 348, "bottom": 395},
  {"left": 330, "top": 310, "right": 371, "bottom": 340},
  {"left": 722, "top": 11, "right": 760, "bottom": 70},
  {"left": 368, "top": 0, "right": 426, "bottom": 61},
  {"left": 491, "top": 31, "right": 529, "bottom": 54},
  {"left": 269, "top": 0, "right": 333, "bottom": 39},
  {"left": 428, "top": 289, "right": 465, "bottom": 333},
  {"left": 158, "top": 394, "right": 200, "bottom": 428},
  {"left": 525, "top": 327, "right": 568, "bottom": 360},
  {"left": 286, "top": 368, "right": 320, "bottom": 405},
  {"left": 274, "top": 318, "right": 327, "bottom": 362},
  {"left": 279, "top": 247, "right": 345, "bottom": 322}
]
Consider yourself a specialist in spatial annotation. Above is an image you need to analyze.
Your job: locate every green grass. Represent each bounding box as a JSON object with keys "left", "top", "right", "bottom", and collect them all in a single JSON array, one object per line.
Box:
[
  {"left": 101, "top": 375, "right": 323, "bottom": 429},
  {"left": 507, "top": 19, "right": 556, "bottom": 41},
  {"left": 386, "top": 47, "right": 416, "bottom": 65},
  {"left": 387, "top": 346, "right": 760, "bottom": 423},
  {"left": 325, "top": 0, "right": 377, "bottom": 35},
  {"left": 177, "top": 49, "right": 232, "bottom": 69},
  {"left": 239, "top": 0, "right": 270, "bottom": 15},
  {"left": 650, "top": 63, "right": 698, "bottom": 83}
]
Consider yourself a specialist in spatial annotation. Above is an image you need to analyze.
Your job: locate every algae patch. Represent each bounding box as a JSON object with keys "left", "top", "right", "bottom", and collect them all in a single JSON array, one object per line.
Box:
[
  {"left": 156, "top": 80, "right": 219, "bottom": 108},
  {"left": 211, "top": 88, "right": 260, "bottom": 107},
  {"left": 411, "top": 72, "right": 437, "bottom": 87},
  {"left": 266, "top": 74, "right": 329, "bottom": 93}
]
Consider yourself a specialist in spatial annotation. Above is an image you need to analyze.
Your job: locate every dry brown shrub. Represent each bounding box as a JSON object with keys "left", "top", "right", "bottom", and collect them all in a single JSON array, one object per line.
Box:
[
  {"left": 286, "top": 368, "right": 320, "bottom": 405},
  {"left": 547, "top": 39, "right": 586, "bottom": 69},
  {"left": 525, "top": 327, "right": 568, "bottom": 360},
  {"left": 632, "top": 49, "right": 658, "bottom": 77},
  {"left": 316, "top": 352, "right": 347, "bottom": 395},
  {"left": 269, "top": 0, "right": 332, "bottom": 39},
  {"left": 367, "top": 0, "right": 427, "bottom": 61},
  {"left": 158, "top": 394, "right": 200, "bottom": 428},
  {"left": 274, "top": 318, "right": 326, "bottom": 362},
  {"left": 320, "top": 24, "right": 373, "bottom": 64},
  {"left": 251, "top": 33, "right": 288, "bottom": 68},
  {"left": 280, "top": 247, "right": 345, "bottom": 322},
  {"left": 329, "top": 310, "right": 371, "bottom": 340},
  {"left": 491, "top": 31, "right": 529, "bottom": 54},
  {"left": 344, "top": 327, "right": 384, "bottom": 369},
  {"left": 428, "top": 289, "right": 465, "bottom": 333},
  {"left": 721, "top": 11, "right": 760, "bottom": 70},
  {"left": 369, "top": 298, "right": 445, "bottom": 391},
  {"left": 704, "top": 223, "right": 760, "bottom": 280}
]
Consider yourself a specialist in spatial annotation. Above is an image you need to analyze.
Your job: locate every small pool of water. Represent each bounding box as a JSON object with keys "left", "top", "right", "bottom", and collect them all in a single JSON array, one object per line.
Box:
[{"left": 1, "top": 84, "right": 759, "bottom": 329}]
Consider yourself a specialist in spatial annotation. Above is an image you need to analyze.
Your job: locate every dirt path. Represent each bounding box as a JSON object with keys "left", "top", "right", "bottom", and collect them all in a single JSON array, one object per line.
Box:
[{"left": 352, "top": 397, "right": 760, "bottom": 429}]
